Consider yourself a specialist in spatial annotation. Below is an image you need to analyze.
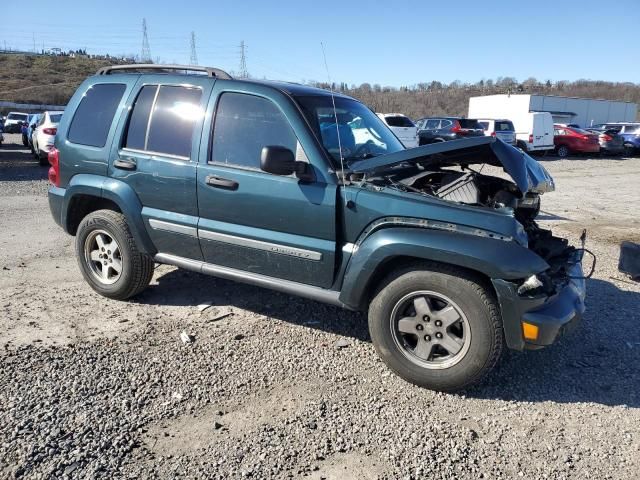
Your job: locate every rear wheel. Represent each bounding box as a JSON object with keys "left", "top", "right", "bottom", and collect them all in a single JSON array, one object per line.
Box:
[
  {"left": 556, "top": 145, "right": 570, "bottom": 158},
  {"left": 76, "top": 210, "right": 154, "bottom": 300},
  {"left": 38, "top": 153, "right": 49, "bottom": 166},
  {"left": 368, "top": 263, "right": 503, "bottom": 392}
]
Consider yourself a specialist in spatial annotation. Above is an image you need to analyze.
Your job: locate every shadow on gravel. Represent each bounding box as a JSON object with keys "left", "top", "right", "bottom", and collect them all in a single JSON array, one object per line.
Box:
[
  {"left": 470, "top": 278, "right": 640, "bottom": 408},
  {"left": 136, "top": 268, "right": 369, "bottom": 341},
  {"left": 139, "top": 269, "right": 639, "bottom": 407},
  {"left": 0, "top": 140, "right": 48, "bottom": 182}
]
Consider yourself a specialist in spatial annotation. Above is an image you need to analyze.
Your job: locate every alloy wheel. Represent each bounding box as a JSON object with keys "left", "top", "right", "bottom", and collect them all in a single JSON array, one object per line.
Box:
[
  {"left": 84, "top": 230, "right": 123, "bottom": 285},
  {"left": 390, "top": 291, "right": 471, "bottom": 369}
]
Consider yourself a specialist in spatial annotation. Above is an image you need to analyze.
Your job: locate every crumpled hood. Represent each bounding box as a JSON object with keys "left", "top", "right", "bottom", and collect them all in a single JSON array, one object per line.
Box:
[{"left": 349, "top": 136, "right": 555, "bottom": 196}]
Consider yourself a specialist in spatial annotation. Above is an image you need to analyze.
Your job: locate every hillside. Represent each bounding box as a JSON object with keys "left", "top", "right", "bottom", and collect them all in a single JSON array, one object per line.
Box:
[
  {"left": 0, "top": 54, "right": 131, "bottom": 106},
  {"left": 1, "top": 54, "right": 638, "bottom": 121}
]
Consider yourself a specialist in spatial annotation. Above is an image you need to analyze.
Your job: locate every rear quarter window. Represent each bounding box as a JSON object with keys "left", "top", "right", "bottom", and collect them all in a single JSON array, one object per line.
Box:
[{"left": 67, "top": 83, "right": 126, "bottom": 147}]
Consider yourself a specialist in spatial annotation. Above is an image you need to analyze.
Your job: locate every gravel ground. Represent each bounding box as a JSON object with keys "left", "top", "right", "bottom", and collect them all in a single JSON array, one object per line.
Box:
[{"left": 1, "top": 133, "right": 639, "bottom": 479}]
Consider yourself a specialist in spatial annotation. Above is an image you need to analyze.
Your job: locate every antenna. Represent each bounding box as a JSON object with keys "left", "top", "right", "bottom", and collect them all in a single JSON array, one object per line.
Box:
[
  {"left": 189, "top": 31, "right": 198, "bottom": 66},
  {"left": 239, "top": 41, "right": 248, "bottom": 78},
  {"left": 320, "top": 42, "right": 348, "bottom": 204},
  {"left": 141, "top": 18, "right": 152, "bottom": 62}
]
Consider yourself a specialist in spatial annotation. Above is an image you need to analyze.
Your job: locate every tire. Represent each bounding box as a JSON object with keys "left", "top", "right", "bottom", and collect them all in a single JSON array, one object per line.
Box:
[
  {"left": 624, "top": 143, "right": 635, "bottom": 157},
  {"left": 516, "top": 140, "right": 528, "bottom": 152},
  {"left": 556, "top": 145, "right": 570, "bottom": 158},
  {"left": 22, "top": 135, "right": 28, "bottom": 147},
  {"left": 368, "top": 263, "right": 503, "bottom": 392},
  {"left": 38, "top": 153, "right": 49, "bottom": 166},
  {"left": 75, "top": 209, "right": 154, "bottom": 300}
]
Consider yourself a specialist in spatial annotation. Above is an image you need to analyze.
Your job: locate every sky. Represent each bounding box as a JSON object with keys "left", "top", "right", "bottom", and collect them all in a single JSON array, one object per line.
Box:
[{"left": 3, "top": 0, "right": 639, "bottom": 87}]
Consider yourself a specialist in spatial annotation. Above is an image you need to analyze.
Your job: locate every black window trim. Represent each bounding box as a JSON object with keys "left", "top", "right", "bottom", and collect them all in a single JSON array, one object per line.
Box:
[
  {"left": 207, "top": 90, "right": 305, "bottom": 175},
  {"left": 119, "top": 82, "right": 203, "bottom": 161}
]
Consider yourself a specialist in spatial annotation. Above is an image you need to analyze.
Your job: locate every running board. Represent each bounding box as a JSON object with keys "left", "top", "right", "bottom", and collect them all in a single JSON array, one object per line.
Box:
[{"left": 154, "top": 253, "right": 348, "bottom": 309}]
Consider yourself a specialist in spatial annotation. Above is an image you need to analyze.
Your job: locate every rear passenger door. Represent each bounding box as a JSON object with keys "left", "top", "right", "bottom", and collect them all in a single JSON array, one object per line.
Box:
[
  {"left": 196, "top": 86, "right": 337, "bottom": 288},
  {"left": 109, "top": 75, "right": 213, "bottom": 260}
]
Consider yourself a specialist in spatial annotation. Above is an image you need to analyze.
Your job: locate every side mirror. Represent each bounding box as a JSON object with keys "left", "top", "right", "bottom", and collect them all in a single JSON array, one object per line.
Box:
[{"left": 260, "top": 146, "right": 315, "bottom": 182}]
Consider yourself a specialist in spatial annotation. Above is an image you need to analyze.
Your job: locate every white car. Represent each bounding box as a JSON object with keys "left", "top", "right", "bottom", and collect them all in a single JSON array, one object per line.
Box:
[
  {"left": 477, "top": 119, "right": 517, "bottom": 145},
  {"left": 32, "top": 111, "right": 64, "bottom": 165},
  {"left": 376, "top": 113, "right": 418, "bottom": 148},
  {"left": 4, "top": 112, "right": 29, "bottom": 133}
]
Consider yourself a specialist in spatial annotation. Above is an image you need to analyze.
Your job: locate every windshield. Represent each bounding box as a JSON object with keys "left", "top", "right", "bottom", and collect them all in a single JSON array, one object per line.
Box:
[
  {"left": 295, "top": 95, "right": 405, "bottom": 165},
  {"left": 8, "top": 113, "right": 27, "bottom": 120}
]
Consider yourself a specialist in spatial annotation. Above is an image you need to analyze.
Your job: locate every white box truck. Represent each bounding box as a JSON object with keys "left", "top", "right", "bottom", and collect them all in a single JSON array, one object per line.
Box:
[{"left": 469, "top": 97, "right": 555, "bottom": 153}]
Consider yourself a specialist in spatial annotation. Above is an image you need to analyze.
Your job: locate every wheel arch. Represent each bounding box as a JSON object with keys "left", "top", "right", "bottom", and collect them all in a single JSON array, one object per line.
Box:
[
  {"left": 61, "top": 174, "right": 156, "bottom": 255},
  {"left": 338, "top": 226, "right": 548, "bottom": 311}
]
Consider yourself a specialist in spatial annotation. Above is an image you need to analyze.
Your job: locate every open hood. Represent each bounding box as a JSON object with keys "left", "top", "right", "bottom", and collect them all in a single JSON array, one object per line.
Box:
[{"left": 349, "top": 137, "right": 555, "bottom": 195}]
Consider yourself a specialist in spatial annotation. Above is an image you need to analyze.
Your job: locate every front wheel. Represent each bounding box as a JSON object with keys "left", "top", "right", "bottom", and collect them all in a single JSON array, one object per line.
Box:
[
  {"left": 76, "top": 210, "right": 154, "bottom": 300},
  {"left": 624, "top": 143, "right": 636, "bottom": 157},
  {"left": 368, "top": 264, "right": 503, "bottom": 392}
]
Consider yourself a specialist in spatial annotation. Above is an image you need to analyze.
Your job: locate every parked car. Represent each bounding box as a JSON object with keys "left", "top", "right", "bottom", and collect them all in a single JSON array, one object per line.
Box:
[
  {"left": 591, "top": 123, "right": 640, "bottom": 156},
  {"left": 4, "top": 112, "right": 29, "bottom": 133},
  {"left": 414, "top": 117, "right": 484, "bottom": 145},
  {"left": 376, "top": 113, "right": 418, "bottom": 148},
  {"left": 553, "top": 125, "right": 600, "bottom": 157},
  {"left": 32, "top": 111, "right": 64, "bottom": 165},
  {"left": 477, "top": 119, "right": 516, "bottom": 145},
  {"left": 48, "top": 64, "right": 587, "bottom": 392},
  {"left": 585, "top": 128, "right": 624, "bottom": 155},
  {"left": 21, "top": 114, "right": 39, "bottom": 146},
  {"left": 26, "top": 113, "right": 42, "bottom": 151}
]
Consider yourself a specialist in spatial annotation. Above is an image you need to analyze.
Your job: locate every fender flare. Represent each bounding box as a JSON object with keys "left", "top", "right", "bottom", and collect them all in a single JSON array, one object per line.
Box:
[
  {"left": 61, "top": 174, "right": 156, "bottom": 255},
  {"left": 338, "top": 226, "right": 549, "bottom": 310}
]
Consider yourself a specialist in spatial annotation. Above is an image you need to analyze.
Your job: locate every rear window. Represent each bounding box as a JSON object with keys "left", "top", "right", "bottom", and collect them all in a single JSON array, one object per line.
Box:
[
  {"left": 458, "top": 119, "right": 480, "bottom": 129},
  {"left": 478, "top": 121, "right": 489, "bottom": 130},
  {"left": 384, "top": 116, "right": 415, "bottom": 128},
  {"left": 495, "top": 121, "right": 514, "bottom": 131},
  {"left": 8, "top": 113, "right": 27, "bottom": 120},
  {"left": 68, "top": 83, "right": 126, "bottom": 147},
  {"left": 49, "top": 114, "right": 62, "bottom": 123}
]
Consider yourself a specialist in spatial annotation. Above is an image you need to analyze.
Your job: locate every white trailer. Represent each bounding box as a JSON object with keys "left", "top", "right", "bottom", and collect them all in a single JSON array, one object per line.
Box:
[{"left": 468, "top": 96, "right": 554, "bottom": 152}]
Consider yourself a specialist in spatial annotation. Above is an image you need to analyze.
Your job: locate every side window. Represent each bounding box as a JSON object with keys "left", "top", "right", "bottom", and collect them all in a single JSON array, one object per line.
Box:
[
  {"left": 440, "top": 119, "right": 452, "bottom": 129},
  {"left": 425, "top": 119, "right": 440, "bottom": 130},
  {"left": 211, "top": 92, "right": 298, "bottom": 169},
  {"left": 68, "top": 83, "right": 126, "bottom": 147},
  {"left": 147, "top": 86, "right": 202, "bottom": 157},
  {"left": 123, "top": 85, "right": 202, "bottom": 158}
]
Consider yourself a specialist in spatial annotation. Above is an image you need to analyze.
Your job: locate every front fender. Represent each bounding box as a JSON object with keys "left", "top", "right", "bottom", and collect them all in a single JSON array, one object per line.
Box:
[
  {"left": 59, "top": 174, "right": 156, "bottom": 256},
  {"left": 338, "top": 227, "right": 549, "bottom": 309}
]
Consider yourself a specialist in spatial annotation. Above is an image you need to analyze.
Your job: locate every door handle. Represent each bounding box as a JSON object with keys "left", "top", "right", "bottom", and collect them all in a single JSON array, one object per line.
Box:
[
  {"left": 114, "top": 159, "right": 137, "bottom": 170},
  {"left": 205, "top": 175, "right": 238, "bottom": 190}
]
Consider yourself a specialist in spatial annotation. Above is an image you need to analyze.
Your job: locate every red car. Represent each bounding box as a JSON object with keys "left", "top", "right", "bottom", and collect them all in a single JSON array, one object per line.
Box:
[{"left": 553, "top": 125, "right": 600, "bottom": 157}]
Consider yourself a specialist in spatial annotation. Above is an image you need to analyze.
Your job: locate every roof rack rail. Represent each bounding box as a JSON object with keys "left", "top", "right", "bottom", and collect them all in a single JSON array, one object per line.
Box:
[{"left": 95, "top": 64, "right": 232, "bottom": 80}]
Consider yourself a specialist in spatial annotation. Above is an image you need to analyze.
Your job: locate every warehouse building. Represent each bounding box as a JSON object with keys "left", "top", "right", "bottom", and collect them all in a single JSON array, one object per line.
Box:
[{"left": 468, "top": 94, "right": 637, "bottom": 128}]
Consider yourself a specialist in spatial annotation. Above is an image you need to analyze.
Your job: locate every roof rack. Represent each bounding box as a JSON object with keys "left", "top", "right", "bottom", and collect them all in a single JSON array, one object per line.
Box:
[{"left": 95, "top": 64, "right": 232, "bottom": 80}]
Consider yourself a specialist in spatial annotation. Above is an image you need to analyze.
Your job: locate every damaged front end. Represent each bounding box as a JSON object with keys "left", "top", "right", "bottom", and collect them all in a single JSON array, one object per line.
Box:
[{"left": 349, "top": 137, "right": 593, "bottom": 350}]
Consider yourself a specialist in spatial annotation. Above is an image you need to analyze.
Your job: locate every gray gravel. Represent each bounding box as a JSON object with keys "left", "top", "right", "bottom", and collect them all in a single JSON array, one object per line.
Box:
[{"left": 1, "top": 134, "right": 639, "bottom": 479}]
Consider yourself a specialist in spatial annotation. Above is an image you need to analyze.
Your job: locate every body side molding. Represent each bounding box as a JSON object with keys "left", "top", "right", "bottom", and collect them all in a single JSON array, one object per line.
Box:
[{"left": 154, "top": 253, "right": 348, "bottom": 308}]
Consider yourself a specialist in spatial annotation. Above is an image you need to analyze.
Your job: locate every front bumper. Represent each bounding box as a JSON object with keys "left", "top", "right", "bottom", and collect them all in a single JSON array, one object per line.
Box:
[{"left": 492, "top": 262, "right": 586, "bottom": 351}]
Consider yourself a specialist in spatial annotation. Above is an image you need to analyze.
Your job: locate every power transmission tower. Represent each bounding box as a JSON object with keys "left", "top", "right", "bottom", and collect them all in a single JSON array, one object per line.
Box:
[
  {"left": 189, "top": 32, "right": 198, "bottom": 66},
  {"left": 141, "top": 18, "right": 152, "bottom": 62},
  {"left": 239, "top": 41, "right": 248, "bottom": 78}
]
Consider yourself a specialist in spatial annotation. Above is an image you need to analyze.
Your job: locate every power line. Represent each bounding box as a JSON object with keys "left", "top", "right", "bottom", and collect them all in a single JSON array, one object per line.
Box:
[
  {"left": 189, "top": 31, "right": 198, "bottom": 66},
  {"left": 141, "top": 18, "right": 151, "bottom": 62}
]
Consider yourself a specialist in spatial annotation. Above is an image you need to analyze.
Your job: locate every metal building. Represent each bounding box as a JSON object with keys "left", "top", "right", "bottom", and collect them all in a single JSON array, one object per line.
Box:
[{"left": 468, "top": 94, "right": 637, "bottom": 128}]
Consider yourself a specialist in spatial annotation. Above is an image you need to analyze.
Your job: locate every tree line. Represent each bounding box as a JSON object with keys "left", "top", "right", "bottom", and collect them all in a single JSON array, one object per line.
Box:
[{"left": 308, "top": 78, "right": 640, "bottom": 120}]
